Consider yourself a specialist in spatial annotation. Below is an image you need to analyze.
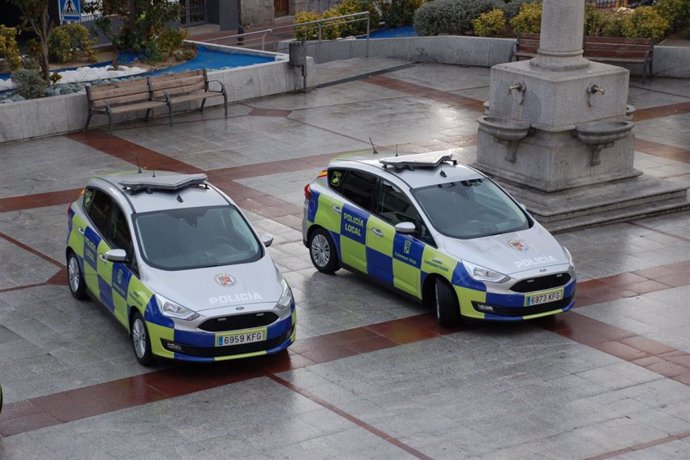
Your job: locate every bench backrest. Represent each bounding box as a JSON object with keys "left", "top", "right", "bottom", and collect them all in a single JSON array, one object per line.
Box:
[
  {"left": 86, "top": 78, "right": 151, "bottom": 108},
  {"left": 584, "top": 36, "right": 653, "bottom": 59},
  {"left": 148, "top": 69, "right": 208, "bottom": 99}
]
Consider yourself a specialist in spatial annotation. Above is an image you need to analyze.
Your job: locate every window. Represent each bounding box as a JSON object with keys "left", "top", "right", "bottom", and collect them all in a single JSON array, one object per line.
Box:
[
  {"left": 133, "top": 205, "right": 262, "bottom": 270},
  {"left": 412, "top": 178, "right": 530, "bottom": 239},
  {"left": 87, "top": 189, "right": 114, "bottom": 235},
  {"left": 334, "top": 169, "right": 377, "bottom": 211},
  {"left": 376, "top": 180, "right": 434, "bottom": 245}
]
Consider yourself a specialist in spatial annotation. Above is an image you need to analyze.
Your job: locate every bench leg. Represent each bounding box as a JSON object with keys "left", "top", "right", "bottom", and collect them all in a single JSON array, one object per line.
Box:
[
  {"left": 223, "top": 92, "right": 228, "bottom": 118},
  {"left": 145, "top": 108, "right": 151, "bottom": 122},
  {"left": 167, "top": 103, "right": 173, "bottom": 127},
  {"left": 84, "top": 112, "right": 94, "bottom": 133},
  {"left": 200, "top": 98, "right": 207, "bottom": 113},
  {"left": 108, "top": 112, "right": 114, "bottom": 134}
]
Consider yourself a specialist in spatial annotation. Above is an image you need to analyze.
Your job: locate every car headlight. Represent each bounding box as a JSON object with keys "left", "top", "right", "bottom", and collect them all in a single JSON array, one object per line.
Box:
[
  {"left": 156, "top": 294, "right": 199, "bottom": 321},
  {"left": 276, "top": 279, "right": 294, "bottom": 311},
  {"left": 462, "top": 260, "right": 509, "bottom": 283},
  {"left": 563, "top": 246, "right": 574, "bottom": 266}
]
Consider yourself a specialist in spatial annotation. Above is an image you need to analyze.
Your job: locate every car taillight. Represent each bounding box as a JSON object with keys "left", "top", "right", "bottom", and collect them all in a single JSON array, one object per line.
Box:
[{"left": 304, "top": 183, "right": 312, "bottom": 200}]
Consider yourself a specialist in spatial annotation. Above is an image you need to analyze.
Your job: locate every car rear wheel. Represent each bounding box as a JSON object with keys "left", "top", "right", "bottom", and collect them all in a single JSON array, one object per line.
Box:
[
  {"left": 309, "top": 228, "right": 340, "bottom": 274},
  {"left": 131, "top": 311, "right": 156, "bottom": 366},
  {"left": 435, "top": 278, "right": 462, "bottom": 327},
  {"left": 67, "top": 251, "right": 88, "bottom": 300}
]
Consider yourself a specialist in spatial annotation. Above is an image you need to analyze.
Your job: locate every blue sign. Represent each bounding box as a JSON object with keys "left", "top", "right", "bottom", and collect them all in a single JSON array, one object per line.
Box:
[{"left": 59, "top": 0, "right": 81, "bottom": 22}]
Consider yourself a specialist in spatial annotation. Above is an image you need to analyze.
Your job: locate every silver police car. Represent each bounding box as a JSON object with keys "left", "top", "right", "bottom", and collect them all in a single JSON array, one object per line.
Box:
[
  {"left": 302, "top": 152, "right": 575, "bottom": 326},
  {"left": 66, "top": 171, "right": 295, "bottom": 365}
]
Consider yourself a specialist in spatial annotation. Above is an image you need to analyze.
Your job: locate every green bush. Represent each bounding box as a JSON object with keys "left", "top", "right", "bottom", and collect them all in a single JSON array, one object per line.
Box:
[
  {"left": 335, "top": 0, "right": 382, "bottom": 36},
  {"left": 379, "top": 0, "right": 425, "bottom": 28},
  {"left": 47, "top": 23, "right": 96, "bottom": 64},
  {"left": 623, "top": 6, "right": 669, "bottom": 42},
  {"left": 655, "top": 0, "right": 690, "bottom": 32},
  {"left": 11, "top": 69, "right": 48, "bottom": 99},
  {"left": 584, "top": 4, "right": 608, "bottom": 37},
  {"left": 509, "top": 2, "right": 542, "bottom": 35},
  {"left": 0, "top": 25, "right": 21, "bottom": 71},
  {"left": 414, "top": 0, "right": 502, "bottom": 36},
  {"left": 472, "top": 9, "right": 506, "bottom": 36},
  {"left": 157, "top": 27, "right": 188, "bottom": 57},
  {"left": 293, "top": 9, "right": 342, "bottom": 40}
]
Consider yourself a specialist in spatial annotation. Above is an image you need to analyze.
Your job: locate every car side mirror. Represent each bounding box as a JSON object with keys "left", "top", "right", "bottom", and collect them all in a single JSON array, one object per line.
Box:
[
  {"left": 105, "top": 249, "right": 128, "bottom": 263},
  {"left": 261, "top": 234, "right": 274, "bottom": 248},
  {"left": 395, "top": 222, "right": 416, "bottom": 235}
]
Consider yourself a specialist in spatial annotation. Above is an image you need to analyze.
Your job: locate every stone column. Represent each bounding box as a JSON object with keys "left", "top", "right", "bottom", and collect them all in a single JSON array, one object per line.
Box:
[{"left": 531, "top": 0, "right": 589, "bottom": 71}]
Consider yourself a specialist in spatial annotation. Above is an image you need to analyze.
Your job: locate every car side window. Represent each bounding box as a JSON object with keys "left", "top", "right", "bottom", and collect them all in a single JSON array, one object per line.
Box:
[
  {"left": 337, "top": 169, "right": 377, "bottom": 211},
  {"left": 107, "top": 205, "right": 138, "bottom": 273},
  {"left": 87, "top": 189, "right": 114, "bottom": 235},
  {"left": 376, "top": 180, "right": 435, "bottom": 245},
  {"left": 83, "top": 188, "right": 95, "bottom": 213}
]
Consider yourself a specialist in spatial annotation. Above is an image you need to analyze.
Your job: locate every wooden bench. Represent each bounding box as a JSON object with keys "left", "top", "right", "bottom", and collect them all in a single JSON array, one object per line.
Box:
[
  {"left": 510, "top": 34, "right": 654, "bottom": 83},
  {"left": 85, "top": 78, "right": 172, "bottom": 133},
  {"left": 148, "top": 69, "right": 228, "bottom": 119},
  {"left": 583, "top": 36, "right": 654, "bottom": 83}
]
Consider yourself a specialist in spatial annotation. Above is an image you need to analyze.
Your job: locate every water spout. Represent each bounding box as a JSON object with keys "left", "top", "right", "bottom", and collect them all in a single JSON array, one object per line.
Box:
[{"left": 587, "top": 84, "right": 605, "bottom": 107}]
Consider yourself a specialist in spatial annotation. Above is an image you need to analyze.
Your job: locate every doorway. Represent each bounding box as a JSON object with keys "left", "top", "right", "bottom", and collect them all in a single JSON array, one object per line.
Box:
[{"left": 274, "top": 0, "right": 289, "bottom": 17}]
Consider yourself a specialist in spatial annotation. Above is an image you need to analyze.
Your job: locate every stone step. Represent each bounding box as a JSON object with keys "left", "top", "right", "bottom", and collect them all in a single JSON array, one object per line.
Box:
[{"left": 500, "top": 175, "right": 690, "bottom": 233}]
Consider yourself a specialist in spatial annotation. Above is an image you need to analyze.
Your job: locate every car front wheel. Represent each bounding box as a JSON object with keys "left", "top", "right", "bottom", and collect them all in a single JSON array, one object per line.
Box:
[
  {"left": 67, "top": 251, "right": 88, "bottom": 300},
  {"left": 435, "top": 278, "right": 462, "bottom": 327},
  {"left": 130, "top": 311, "right": 156, "bottom": 366},
  {"left": 308, "top": 228, "right": 340, "bottom": 274}
]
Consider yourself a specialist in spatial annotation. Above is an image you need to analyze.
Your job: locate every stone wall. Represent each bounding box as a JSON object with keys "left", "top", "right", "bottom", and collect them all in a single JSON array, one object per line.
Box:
[
  {"left": 241, "top": 0, "right": 274, "bottom": 27},
  {"left": 0, "top": 44, "right": 313, "bottom": 144}
]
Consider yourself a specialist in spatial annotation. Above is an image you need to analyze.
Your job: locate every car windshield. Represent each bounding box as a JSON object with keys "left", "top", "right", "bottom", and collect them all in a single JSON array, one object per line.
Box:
[
  {"left": 133, "top": 205, "right": 262, "bottom": 270},
  {"left": 412, "top": 178, "right": 530, "bottom": 239}
]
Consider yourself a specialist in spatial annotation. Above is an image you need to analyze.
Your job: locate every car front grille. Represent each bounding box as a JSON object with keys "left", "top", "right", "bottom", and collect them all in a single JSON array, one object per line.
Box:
[
  {"left": 162, "top": 327, "right": 293, "bottom": 358},
  {"left": 198, "top": 312, "right": 279, "bottom": 332},
  {"left": 473, "top": 296, "right": 573, "bottom": 317},
  {"left": 510, "top": 273, "right": 572, "bottom": 293}
]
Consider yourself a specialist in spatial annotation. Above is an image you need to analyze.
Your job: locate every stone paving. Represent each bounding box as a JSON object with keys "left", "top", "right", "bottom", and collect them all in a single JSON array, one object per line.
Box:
[{"left": 0, "top": 60, "right": 690, "bottom": 459}]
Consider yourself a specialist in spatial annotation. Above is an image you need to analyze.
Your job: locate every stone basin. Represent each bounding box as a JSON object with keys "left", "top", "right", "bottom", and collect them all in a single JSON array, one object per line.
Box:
[
  {"left": 575, "top": 120, "right": 634, "bottom": 146},
  {"left": 477, "top": 116, "right": 531, "bottom": 142}
]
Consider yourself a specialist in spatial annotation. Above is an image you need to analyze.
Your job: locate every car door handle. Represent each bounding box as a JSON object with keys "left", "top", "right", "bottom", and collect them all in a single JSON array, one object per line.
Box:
[
  {"left": 78, "top": 227, "right": 85, "bottom": 235},
  {"left": 331, "top": 205, "right": 342, "bottom": 214},
  {"left": 370, "top": 228, "right": 383, "bottom": 237}
]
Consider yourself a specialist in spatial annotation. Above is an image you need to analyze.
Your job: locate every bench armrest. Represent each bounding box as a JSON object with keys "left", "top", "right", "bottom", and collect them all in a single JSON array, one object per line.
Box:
[{"left": 207, "top": 79, "right": 227, "bottom": 95}]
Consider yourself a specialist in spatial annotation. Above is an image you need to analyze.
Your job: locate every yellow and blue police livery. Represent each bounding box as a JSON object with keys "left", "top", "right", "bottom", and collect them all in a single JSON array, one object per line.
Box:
[
  {"left": 302, "top": 151, "right": 575, "bottom": 326},
  {"left": 67, "top": 171, "right": 295, "bottom": 365}
]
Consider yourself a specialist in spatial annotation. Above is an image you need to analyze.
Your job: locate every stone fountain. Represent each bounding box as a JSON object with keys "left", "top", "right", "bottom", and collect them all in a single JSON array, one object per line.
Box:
[{"left": 474, "top": 0, "right": 689, "bottom": 231}]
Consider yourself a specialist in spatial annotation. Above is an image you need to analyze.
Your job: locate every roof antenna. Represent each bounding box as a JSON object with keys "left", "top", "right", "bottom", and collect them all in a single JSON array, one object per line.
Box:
[
  {"left": 395, "top": 145, "right": 398, "bottom": 157},
  {"left": 369, "top": 137, "right": 378, "bottom": 154},
  {"left": 152, "top": 170, "right": 156, "bottom": 178},
  {"left": 136, "top": 156, "right": 142, "bottom": 173}
]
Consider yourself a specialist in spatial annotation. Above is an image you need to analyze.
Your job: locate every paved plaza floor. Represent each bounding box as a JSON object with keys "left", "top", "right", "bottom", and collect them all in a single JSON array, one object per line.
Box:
[{"left": 1, "top": 60, "right": 690, "bottom": 459}]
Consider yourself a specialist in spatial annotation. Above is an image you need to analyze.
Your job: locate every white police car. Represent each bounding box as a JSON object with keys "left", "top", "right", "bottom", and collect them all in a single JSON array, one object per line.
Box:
[
  {"left": 302, "top": 152, "right": 575, "bottom": 326},
  {"left": 66, "top": 171, "right": 295, "bottom": 365}
]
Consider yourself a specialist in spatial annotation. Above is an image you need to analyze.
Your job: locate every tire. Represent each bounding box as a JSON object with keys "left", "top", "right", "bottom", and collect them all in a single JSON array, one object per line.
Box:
[
  {"left": 308, "top": 228, "right": 340, "bottom": 274},
  {"left": 67, "top": 251, "right": 88, "bottom": 300},
  {"left": 434, "top": 278, "right": 462, "bottom": 327},
  {"left": 130, "top": 311, "right": 156, "bottom": 366}
]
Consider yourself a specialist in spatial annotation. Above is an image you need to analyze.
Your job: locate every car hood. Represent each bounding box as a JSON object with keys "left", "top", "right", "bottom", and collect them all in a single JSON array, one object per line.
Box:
[
  {"left": 438, "top": 224, "right": 570, "bottom": 276},
  {"left": 143, "top": 255, "right": 283, "bottom": 313}
]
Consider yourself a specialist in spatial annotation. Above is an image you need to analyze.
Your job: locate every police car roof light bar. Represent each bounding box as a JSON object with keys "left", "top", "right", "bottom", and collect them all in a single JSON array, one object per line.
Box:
[
  {"left": 119, "top": 173, "right": 208, "bottom": 195},
  {"left": 380, "top": 152, "right": 456, "bottom": 171}
]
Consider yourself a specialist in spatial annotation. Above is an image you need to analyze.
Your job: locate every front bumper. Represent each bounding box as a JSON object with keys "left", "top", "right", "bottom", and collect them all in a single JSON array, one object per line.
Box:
[{"left": 149, "top": 307, "right": 296, "bottom": 363}]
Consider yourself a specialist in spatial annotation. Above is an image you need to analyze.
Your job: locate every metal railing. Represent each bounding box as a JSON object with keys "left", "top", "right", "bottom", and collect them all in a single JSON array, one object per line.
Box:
[{"left": 202, "top": 11, "right": 371, "bottom": 54}]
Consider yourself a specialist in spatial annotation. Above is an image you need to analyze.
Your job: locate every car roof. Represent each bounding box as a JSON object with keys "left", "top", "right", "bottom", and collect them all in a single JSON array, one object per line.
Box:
[
  {"left": 90, "top": 171, "right": 230, "bottom": 213},
  {"left": 329, "top": 151, "right": 485, "bottom": 189}
]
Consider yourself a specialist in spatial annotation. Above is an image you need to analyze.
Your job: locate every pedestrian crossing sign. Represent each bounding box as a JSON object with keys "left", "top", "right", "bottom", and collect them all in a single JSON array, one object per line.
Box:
[{"left": 59, "top": 0, "right": 81, "bottom": 22}]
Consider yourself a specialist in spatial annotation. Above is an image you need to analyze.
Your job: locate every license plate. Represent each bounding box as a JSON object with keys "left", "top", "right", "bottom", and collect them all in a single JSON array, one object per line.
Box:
[
  {"left": 525, "top": 288, "right": 564, "bottom": 306},
  {"left": 216, "top": 328, "right": 266, "bottom": 347}
]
